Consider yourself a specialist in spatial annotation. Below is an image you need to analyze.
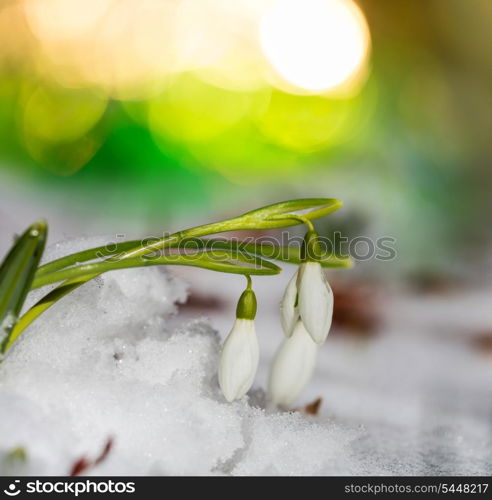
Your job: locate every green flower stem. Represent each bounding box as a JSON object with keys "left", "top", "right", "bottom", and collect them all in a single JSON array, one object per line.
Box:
[
  {"left": 32, "top": 242, "right": 352, "bottom": 292},
  {"left": 35, "top": 238, "right": 351, "bottom": 282},
  {"left": 189, "top": 239, "right": 352, "bottom": 268},
  {"left": 3, "top": 280, "right": 83, "bottom": 352},
  {"left": 6, "top": 250, "right": 280, "bottom": 351},
  {"left": 13, "top": 233, "right": 183, "bottom": 347},
  {"left": 245, "top": 274, "right": 253, "bottom": 289},
  {"left": 0, "top": 221, "right": 47, "bottom": 353},
  {"left": 8, "top": 226, "right": 272, "bottom": 347},
  {"left": 36, "top": 240, "right": 142, "bottom": 277},
  {"left": 35, "top": 221, "right": 237, "bottom": 279},
  {"left": 8, "top": 198, "right": 345, "bottom": 352},
  {"left": 32, "top": 252, "right": 281, "bottom": 290},
  {"left": 36, "top": 198, "right": 343, "bottom": 277},
  {"left": 286, "top": 215, "right": 315, "bottom": 232},
  {"left": 34, "top": 221, "right": 248, "bottom": 278}
]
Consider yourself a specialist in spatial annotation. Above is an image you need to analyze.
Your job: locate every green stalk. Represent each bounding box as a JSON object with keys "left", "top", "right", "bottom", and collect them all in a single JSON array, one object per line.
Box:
[
  {"left": 36, "top": 240, "right": 141, "bottom": 277},
  {"left": 8, "top": 225, "right": 252, "bottom": 347},
  {"left": 8, "top": 198, "right": 345, "bottom": 352},
  {"left": 32, "top": 252, "right": 281, "bottom": 290},
  {"left": 3, "top": 281, "right": 83, "bottom": 352},
  {"left": 35, "top": 238, "right": 351, "bottom": 282},
  {"left": 0, "top": 221, "right": 47, "bottom": 353},
  {"left": 36, "top": 198, "right": 343, "bottom": 276},
  {"left": 185, "top": 239, "right": 353, "bottom": 268},
  {"left": 4, "top": 250, "right": 280, "bottom": 352}
]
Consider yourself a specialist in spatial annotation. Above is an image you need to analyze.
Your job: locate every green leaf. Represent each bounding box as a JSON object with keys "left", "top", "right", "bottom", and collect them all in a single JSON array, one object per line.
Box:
[
  {"left": 5, "top": 281, "right": 82, "bottom": 354},
  {"left": 0, "top": 221, "right": 47, "bottom": 353},
  {"left": 176, "top": 238, "right": 353, "bottom": 269},
  {"left": 18, "top": 198, "right": 347, "bottom": 348},
  {"left": 11, "top": 249, "right": 279, "bottom": 351},
  {"left": 35, "top": 236, "right": 351, "bottom": 287},
  {"left": 239, "top": 198, "right": 343, "bottom": 229},
  {"left": 32, "top": 249, "right": 280, "bottom": 289},
  {"left": 182, "top": 198, "right": 343, "bottom": 237},
  {"left": 35, "top": 240, "right": 141, "bottom": 277},
  {"left": 35, "top": 198, "right": 344, "bottom": 277}
]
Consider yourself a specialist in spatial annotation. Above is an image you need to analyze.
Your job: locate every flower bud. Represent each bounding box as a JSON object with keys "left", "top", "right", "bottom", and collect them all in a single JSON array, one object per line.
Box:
[
  {"left": 279, "top": 229, "right": 334, "bottom": 343},
  {"left": 268, "top": 321, "right": 318, "bottom": 406},
  {"left": 297, "top": 261, "right": 333, "bottom": 344},
  {"left": 218, "top": 319, "right": 259, "bottom": 402},
  {"left": 280, "top": 270, "right": 299, "bottom": 336},
  {"left": 218, "top": 286, "right": 259, "bottom": 402}
]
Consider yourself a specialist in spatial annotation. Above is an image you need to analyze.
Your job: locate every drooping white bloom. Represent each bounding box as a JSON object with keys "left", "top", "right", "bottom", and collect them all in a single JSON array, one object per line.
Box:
[
  {"left": 218, "top": 318, "right": 259, "bottom": 402},
  {"left": 268, "top": 321, "right": 318, "bottom": 406},
  {"left": 280, "top": 270, "right": 298, "bottom": 336},
  {"left": 297, "top": 261, "right": 333, "bottom": 344},
  {"left": 280, "top": 261, "right": 333, "bottom": 344}
]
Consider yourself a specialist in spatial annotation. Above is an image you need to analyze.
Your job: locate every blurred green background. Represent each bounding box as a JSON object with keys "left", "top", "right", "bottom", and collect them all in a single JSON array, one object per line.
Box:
[{"left": 1, "top": 0, "right": 491, "bottom": 275}]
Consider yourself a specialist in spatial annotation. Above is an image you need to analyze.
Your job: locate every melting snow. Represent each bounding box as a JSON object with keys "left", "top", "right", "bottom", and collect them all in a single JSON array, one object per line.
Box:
[{"left": 0, "top": 238, "right": 491, "bottom": 475}]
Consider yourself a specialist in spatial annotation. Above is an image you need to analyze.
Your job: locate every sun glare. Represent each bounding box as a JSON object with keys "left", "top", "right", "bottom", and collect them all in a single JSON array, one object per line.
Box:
[{"left": 259, "top": 0, "right": 370, "bottom": 94}]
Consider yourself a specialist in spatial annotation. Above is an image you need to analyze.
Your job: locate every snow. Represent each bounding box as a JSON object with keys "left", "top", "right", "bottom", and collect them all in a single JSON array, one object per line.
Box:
[{"left": 1, "top": 237, "right": 491, "bottom": 475}]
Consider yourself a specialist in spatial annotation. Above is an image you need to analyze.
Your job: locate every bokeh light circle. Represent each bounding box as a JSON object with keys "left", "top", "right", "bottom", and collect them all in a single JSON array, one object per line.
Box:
[{"left": 260, "top": 0, "right": 370, "bottom": 94}]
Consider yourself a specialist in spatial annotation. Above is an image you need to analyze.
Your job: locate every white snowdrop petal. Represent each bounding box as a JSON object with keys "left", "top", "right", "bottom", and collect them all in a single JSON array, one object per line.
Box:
[
  {"left": 218, "top": 319, "right": 259, "bottom": 402},
  {"left": 280, "top": 270, "right": 299, "bottom": 337},
  {"left": 298, "top": 262, "right": 333, "bottom": 344},
  {"left": 268, "top": 321, "right": 318, "bottom": 406}
]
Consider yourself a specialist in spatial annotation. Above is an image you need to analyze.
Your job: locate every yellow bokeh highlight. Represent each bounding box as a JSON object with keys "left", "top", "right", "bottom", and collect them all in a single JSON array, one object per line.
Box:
[
  {"left": 20, "top": 0, "right": 371, "bottom": 99},
  {"left": 260, "top": 0, "right": 370, "bottom": 94},
  {"left": 23, "top": 0, "right": 180, "bottom": 98},
  {"left": 23, "top": 0, "right": 112, "bottom": 43},
  {"left": 176, "top": 0, "right": 274, "bottom": 91},
  {"left": 0, "top": 2, "right": 36, "bottom": 66}
]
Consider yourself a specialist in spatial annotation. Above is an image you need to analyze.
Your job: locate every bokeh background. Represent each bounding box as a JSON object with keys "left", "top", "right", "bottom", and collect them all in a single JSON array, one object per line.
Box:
[{"left": 2, "top": 0, "right": 492, "bottom": 278}]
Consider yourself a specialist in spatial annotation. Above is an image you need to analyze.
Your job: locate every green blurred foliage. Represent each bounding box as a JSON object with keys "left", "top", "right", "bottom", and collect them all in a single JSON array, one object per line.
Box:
[{"left": 0, "top": 0, "right": 491, "bottom": 272}]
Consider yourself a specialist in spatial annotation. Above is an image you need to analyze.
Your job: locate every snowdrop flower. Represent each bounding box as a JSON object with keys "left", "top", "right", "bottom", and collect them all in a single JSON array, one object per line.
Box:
[
  {"left": 268, "top": 321, "right": 318, "bottom": 405},
  {"left": 218, "top": 285, "right": 259, "bottom": 402},
  {"left": 280, "top": 270, "right": 299, "bottom": 335},
  {"left": 280, "top": 230, "right": 334, "bottom": 344}
]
